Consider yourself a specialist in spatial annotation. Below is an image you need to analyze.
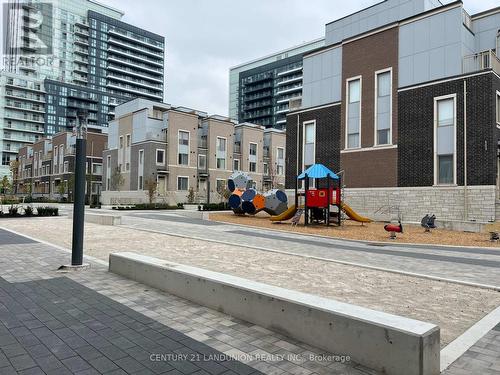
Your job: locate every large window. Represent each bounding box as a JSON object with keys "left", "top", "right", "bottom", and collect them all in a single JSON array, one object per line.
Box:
[
  {"left": 138, "top": 150, "right": 144, "bottom": 190},
  {"left": 249, "top": 143, "right": 257, "bottom": 173},
  {"left": 496, "top": 91, "right": 500, "bottom": 126},
  {"left": 177, "top": 176, "right": 188, "bottom": 191},
  {"left": 434, "top": 95, "right": 456, "bottom": 185},
  {"left": 303, "top": 121, "right": 315, "bottom": 170},
  {"left": 156, "top": 149, "right": 165, "bottom": 166},
  {"left": 216, "top": 137, "right": 226, "bottom": 169},
  {"left": 346, "top": 77, "right": 361, "bottom": 148},
  {"left": 216, "top": 179, "right": 226, "bottom": 193},
  {"left": 178, "top": 131, "right": 189, "bottom": 165},
  {"left": 277, "top": 147, "right": 284, "bottom": 175},
  {"left": 375, "top": 70, "right": 391, "bottom": 145}
]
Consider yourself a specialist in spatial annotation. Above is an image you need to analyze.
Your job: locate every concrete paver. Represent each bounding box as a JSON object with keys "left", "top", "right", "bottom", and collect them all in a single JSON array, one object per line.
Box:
[
  {"left": 1, "top": 216, "right": 500, "bottom": 348},
  {"left": 0, "top": 229, "right": 373, "bottom": 375}
]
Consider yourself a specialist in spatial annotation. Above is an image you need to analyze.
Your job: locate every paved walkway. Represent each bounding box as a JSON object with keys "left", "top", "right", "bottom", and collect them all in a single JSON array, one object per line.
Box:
[
  {"left": 443, "top": 325, "right": 500, "bottom": 375},
  {"left": 119, "top": 211, "right": 500, "bottom": 288},
  {"left": 0, "top": 228, "right": 374, "bottom": 375}
]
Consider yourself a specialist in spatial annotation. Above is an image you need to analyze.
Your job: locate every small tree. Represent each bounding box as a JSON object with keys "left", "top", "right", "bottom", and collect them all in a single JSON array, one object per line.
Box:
[
  {"left": 9, "top": 160, "right": 19, "bottom": 195},
  {"left": 57, "top": 180, "right": 67, "bottom": 197},
  {"left": 216, "top": 183, "right": 231, "bottom": 203},
  {"left": 144, "top": 178, "right": 157, "bottom": 204},
  {"left": 0, "top": 176, "right": 11, "bottom": 196},
  {"left": 186, "top": 187, "right": 196, "bottom": 204},
  {"left": 110, "top": 167, "right": 124, "bottom": 191}
]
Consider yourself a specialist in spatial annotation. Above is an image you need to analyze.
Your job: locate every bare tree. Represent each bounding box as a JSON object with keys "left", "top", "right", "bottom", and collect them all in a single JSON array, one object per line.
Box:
[
  {"left": 110, "top": 167, "right": 124, "bottom": 191},
  {"left": 9, "top": 160, "right": 19, "bottom": 195},
  {"left": 144, "top": 178, "right": 157, "bottom": 204}
]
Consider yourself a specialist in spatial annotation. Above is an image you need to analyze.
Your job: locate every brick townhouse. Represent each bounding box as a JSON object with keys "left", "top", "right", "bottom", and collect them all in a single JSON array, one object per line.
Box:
[
  {"left": 16, "top": 130, "right": 107, "bottom": 201},
  {"left": 284, "top": 0, "right": 500, "bottom": 222},
  {"left": 102, "top": 98, "right": 285, "bottom": 205}
]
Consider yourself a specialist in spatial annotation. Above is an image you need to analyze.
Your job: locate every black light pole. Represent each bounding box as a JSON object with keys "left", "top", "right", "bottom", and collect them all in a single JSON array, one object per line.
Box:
[{"left": 71, "top": 110, "right": 87, "bottom": 266}]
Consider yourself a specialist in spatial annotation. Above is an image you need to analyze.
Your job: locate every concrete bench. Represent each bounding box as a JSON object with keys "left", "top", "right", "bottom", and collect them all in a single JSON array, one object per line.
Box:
[
  {"left": 109, "top": 252, "right": 440, "bottom": 375},
  {"left": 68, "top": 212, "right": 121, "bottom": 226}
]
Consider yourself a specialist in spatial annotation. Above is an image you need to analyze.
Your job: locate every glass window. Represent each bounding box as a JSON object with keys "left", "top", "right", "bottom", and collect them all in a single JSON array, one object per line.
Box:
[
  {"left": 249, "top": 143, "right": 257, "bottom": 156},
  {"left": 177, "top": 177, "right": 188, "bottom": 191},
  {"left": 347, "top": 78, "right": 361, "bottom": 148},
  {"left": 233, "top": 159, "right": 240, "bottom": 171},
  {"left": 198, "top": 154, "right": 206, "bottom": 170},
  {"left": 303, "top": 122, "right": 315, "bottom": 168},
  {"left": 436, "top": 97, "right": 455, "bottom": 185},
  {"left": 216, "top": 137, "right": 226, "bottom": 169},
  {"left": 496, "top": 91, "right": 500, "bottom": 125},
  {"left": 156, "top": 149, "right": 165, "bottom": 165},
  {"left": 376, "top": 71, "right": 391, "bottom": 145}
]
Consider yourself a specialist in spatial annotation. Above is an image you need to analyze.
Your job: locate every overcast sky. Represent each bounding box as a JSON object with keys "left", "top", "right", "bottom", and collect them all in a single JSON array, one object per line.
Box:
[{"left": 8, "top": 0, "right": 499, "bottom": 116}]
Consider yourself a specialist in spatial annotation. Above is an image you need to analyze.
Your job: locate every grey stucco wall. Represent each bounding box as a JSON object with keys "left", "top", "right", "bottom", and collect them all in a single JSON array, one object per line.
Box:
[
  {"left": 398, "top": 6, "right": 464, "bottom": 87},
  {"left": 302, "top": 46, "right": 342, "bottom": 108},
  {"left": 325, "top": 0, "right": 436, "bottom": 46},
  {"left": 472, "top": 11, "right": 500, "bottom": 52}
]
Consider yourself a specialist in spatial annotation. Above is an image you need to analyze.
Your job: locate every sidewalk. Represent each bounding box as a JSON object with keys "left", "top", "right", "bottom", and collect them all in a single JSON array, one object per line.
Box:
[{"left": 0, "top": 228, "right": 373, "bottom": 375}]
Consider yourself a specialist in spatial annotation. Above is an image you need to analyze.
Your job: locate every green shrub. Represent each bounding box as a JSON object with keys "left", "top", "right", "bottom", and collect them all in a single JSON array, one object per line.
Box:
[
  {"left": 8, "top": 205, "right": 19, "bottom": 217},
  {"left": 37, "top": 206, "right": 59, "bottom": 216},
  {"left": 24, "top": 206, "right": 34, "bottom": 217},
  {"left": 201, "top": 202, "right": 230, "bottom": 211}
]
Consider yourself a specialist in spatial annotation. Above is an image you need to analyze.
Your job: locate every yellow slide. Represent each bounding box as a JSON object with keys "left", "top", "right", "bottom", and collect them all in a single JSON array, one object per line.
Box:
[
  {"left": 341, "top": 203, "right": 372, "bottom": 223},
  {"left": 270, "top": 205, "right": 298, "bottom": 222}
]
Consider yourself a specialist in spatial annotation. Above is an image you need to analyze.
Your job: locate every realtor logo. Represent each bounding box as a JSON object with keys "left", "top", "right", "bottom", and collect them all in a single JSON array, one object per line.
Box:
[{"left": 3, "top": 1, "right": 53, "bottom": 56}]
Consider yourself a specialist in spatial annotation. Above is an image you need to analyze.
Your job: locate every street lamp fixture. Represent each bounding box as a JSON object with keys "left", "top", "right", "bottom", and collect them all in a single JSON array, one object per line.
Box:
[{"left": 59, "top": 109, "right": 90, "bottom": 270}]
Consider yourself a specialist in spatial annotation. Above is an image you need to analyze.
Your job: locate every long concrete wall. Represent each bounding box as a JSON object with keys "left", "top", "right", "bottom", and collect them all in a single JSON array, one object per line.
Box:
[
  {"left": 109, "top": 252, "right": 440, "bottom": 375},
  {"left": 286, "top": 185, "right": 496, "bottom": 222},
  {"left": 101, "top": 190, "right": 225, "bottom": 206}
]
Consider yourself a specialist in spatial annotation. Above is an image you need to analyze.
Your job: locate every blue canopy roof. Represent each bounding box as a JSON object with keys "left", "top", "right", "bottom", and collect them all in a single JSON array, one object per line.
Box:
[{"left": 297, "top": 164, "right": 339, "bottom": 180}]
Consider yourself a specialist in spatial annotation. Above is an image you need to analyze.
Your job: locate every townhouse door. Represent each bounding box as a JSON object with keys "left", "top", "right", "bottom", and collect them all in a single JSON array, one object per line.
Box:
[
  {"left": 157, "top": 176, "right": 167, "bottom": 195},
  {"left": 199, "top": 179, "right": 207, "bottom": 203}
]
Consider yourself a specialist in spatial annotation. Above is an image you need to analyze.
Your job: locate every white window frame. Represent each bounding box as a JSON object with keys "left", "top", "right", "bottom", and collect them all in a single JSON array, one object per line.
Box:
[
  {"left": 178, "top": 130, "right": 190, "bottom": 166},
  {"left": 433, "top": 93, "right": 457, "bottom": 186},
  {"left": 138, "top": 149, "right": 144, "bottom": 190},
  {"left": 249, "top": 142, "right": 258, "bottom": 173},
  {"left": 106, "top": 155, "right": 111, "bottom": 190},
  {"left": 374, "top": 67, "right": 392, "bottom": 146},
  {"left": 216, "top": 136, "right": 227, "bottom": 170},
  {"left": 177, "top": 176, "right": 189, "bottom": 191},
  {"left": 302, "top": 120, "right": 316, "bottom": 188},
  {"left": 234, "top": 158, "right": 240, "bottom": 171},
  {"left": 302, "top": 120, "right": 316, "bottom": 172},
  {"left": 216, "top": 178, "right": 226, "bottom": 193},
  {"left": 496, "top": 90, "right": 500, "bottom": 128},
  {"left": 198, "top": 154, "right": 207, "bottom": 170},
  {"left": 91, "top": 163, "right": 103, "bottom": 175},
  {"left": 345, "top": 75, "right": 362, "bottom": 150},
  {"left": 276, "top": 147, "right": 285, "bottom": 175},
  {"left": 156, "top": 148, "right": 165, "bottom": 166}
]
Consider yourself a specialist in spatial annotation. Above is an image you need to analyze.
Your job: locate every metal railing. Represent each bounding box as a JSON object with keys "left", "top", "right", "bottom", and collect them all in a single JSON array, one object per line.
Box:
[{"left": 463, "top": 50, "right": 500, "bottom": 76}]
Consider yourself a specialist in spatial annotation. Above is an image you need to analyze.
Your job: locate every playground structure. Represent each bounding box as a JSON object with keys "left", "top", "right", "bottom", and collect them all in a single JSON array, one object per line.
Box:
[
  {"left": 227, "top": 172, "right": 288, "bottom": 216},
  {"left": 270, "top": 164, "right": 372, "bottom": 225}
]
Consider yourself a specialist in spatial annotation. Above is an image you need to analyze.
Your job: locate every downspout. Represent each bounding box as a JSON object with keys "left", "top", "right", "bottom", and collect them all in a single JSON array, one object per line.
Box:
[
  {"left": 296, "top": 114, "right": 300, "bottom": 207},
  {"left": 463, "top": 80, "right": 467, "bottom": 220}
]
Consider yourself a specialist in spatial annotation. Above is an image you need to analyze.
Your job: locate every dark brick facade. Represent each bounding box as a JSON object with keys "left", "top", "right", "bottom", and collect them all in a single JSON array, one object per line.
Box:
[
  {"left": 398, "top": 72, "right": 499, "bottom": 187},
  {"left": 286, "top": 72, "right": 499, "bottom": 190},
  {"left": 285, "top": 104, "right": 341, "bottom": 189}
]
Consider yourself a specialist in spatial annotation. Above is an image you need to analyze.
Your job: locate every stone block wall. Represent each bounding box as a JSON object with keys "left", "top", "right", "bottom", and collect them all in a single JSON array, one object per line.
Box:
[
  {"left": 343, "top": 185, "right": 496, "bottom": 222},
  {"left": 286, "top": 185, "right": 497, "bottom": 222}
]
